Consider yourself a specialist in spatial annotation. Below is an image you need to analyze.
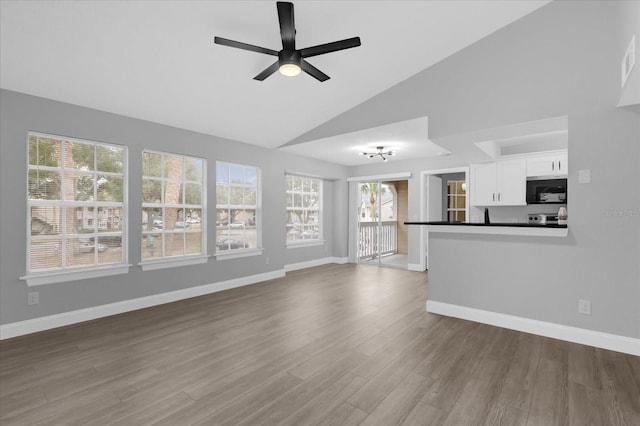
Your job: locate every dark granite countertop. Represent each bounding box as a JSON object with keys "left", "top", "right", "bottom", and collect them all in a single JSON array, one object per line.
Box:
[{"left": 404, "top": 221, "right": 568, "bottom": 229}]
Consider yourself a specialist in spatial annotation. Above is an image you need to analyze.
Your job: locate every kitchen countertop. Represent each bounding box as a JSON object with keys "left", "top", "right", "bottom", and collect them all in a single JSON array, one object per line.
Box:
[
  {"left": 404, "top": 221, "right": 567, "bottom": 228},
  {"left": 404, "top": 221, "right": 568, "bottom": 237}
]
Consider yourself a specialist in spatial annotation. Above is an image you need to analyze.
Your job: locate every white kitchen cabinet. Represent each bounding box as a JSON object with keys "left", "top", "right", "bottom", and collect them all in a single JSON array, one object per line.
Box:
[
  {"left": 471, "top": 159, "right": 526, "bottom": 206},
  {"left": 526, "top": 152, "right": 568, "bottom": 177},
  {"left": 471, "top": 163, "right": 498, "bottom": 205}
]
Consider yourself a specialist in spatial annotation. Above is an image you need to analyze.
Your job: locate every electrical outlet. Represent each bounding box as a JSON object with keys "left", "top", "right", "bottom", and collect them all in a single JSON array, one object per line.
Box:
[
  {"left": 265, "top": 256, "right": 270, "bottom": 265},
  {"left": 578, "top": 299, "right": 591, "bottom": 315},
  {"left": 27, "top": 291, "right": 39, "bottom": 305}
]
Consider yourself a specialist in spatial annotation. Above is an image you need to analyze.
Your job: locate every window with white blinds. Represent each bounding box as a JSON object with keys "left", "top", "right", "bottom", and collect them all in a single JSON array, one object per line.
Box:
[
  {"left": 141, "top": 150, "right": 206, "bottom": 262},
  {"left": 27, "top": 133, "right": 127, "bottom": 274}
]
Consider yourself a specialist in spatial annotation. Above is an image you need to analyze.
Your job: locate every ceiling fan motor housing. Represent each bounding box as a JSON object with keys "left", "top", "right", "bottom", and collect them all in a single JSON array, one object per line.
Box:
[{"left": 279, "top": 50, "right": 301, "bottom": 67}]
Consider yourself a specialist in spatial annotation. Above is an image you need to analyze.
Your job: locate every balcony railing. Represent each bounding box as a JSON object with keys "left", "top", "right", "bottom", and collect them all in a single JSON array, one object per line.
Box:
[{"left": 358, "top": 221, "right": 397, "bottom": 260}]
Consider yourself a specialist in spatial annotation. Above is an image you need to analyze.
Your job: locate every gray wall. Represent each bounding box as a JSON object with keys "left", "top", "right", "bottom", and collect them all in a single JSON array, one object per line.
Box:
[
  {"left": 0, "top": 89, "right": 348, "bottom": 325},
  {"left": 308, "top": 1, "right": 640, "bottom": 339}
]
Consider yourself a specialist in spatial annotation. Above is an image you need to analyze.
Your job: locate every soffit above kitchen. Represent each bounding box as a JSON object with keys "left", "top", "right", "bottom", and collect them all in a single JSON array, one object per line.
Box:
[{"left": 0, "top": 1, "right": 549, "bottom": 150}]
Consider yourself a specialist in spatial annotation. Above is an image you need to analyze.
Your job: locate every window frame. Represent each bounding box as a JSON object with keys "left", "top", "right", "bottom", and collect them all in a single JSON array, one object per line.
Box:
[
  {"left": 22, "top": 132, "right": 130, "bottom": 286},
  {"left": 286, "top": 173, "right": 324, "bottom": 248},
  {"left": 215, "top": 161, "right": 263, "bottom": 260},
  {"left": 140, "top": 149, "right": 208, "bottom": 270}
]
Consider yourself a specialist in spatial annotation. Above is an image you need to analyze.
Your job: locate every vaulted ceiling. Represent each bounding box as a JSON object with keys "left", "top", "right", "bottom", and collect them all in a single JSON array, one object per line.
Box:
[{"left": 1, "top": 0, "right": 548, "bottom": 157}]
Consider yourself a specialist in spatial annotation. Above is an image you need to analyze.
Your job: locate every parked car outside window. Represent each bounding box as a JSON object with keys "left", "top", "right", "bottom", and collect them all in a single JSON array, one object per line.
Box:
[{"left": 216, "top": 238, "right": 248, "bottom": 250}]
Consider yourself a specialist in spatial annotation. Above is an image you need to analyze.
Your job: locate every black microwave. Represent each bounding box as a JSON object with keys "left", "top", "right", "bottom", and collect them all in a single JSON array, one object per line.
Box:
[{"left": 526, "top": 178, "right": 567, "bottom": 204}]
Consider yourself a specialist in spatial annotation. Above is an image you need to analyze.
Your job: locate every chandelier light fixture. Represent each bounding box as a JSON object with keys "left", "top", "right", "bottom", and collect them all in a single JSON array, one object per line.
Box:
[{"left": 360, "top": 146, "right": 395, "bottom": 162}]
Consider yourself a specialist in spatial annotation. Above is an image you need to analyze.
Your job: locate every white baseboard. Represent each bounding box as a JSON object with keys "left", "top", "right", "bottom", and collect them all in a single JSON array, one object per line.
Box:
[
  {"left": 284, "top": 256, "right": 349, "bottom": 272},
  {"left": 408, "top": 263, "right": 425, "bottom": 272},
  {"left": 426, "top": 300, "right": 640, "bottom": 356},
  {"left": 0, "top": 269, "right": 285, "bottom": 340}
]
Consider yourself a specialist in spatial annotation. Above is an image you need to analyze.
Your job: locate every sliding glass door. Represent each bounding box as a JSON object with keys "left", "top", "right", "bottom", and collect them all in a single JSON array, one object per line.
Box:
[{"left": 357, "top": 181, "right": 406, "bottom": 268}]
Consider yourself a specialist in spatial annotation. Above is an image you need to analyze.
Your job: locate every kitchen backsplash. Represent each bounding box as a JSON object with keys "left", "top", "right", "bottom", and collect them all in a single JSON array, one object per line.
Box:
[{"left": 468, "top": 205, "right": 567, "bottom": 224}]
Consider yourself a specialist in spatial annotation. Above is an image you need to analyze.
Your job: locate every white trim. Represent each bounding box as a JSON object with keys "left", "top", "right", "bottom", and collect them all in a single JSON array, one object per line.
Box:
[
  {"left": 215, "top": 248, "right": 264, "bottom": 260},
  {"left": 408, "top": 263, "right": 425, "bottom": 272},
  {"left": 1, "top": 269, "right": 285, "bottom": 340},
  {"left": 347, "top": 172, "right": 412, "bottom": 182},
  {"left": 285, "top": 256, "right": 348, "bottom": 272},
  {"left": 426, "top": 300, "right": 640, "bottom": 356},
  {"left": 426, "top": 224, "right": 568, "bottom": 237},
  {"left": 139, "top": 255, "right": 210, "bottom": 271},
  {"left": 286, "top": 240, "right": 325, "bottom": 249},
  {"left": 21, "top": 264, "right": 132, "bottom": 286},
  {"left": 285, "top": 170, "right": 325, "bottom": 180}
]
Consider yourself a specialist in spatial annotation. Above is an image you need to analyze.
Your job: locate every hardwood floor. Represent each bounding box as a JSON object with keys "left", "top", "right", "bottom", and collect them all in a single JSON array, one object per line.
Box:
[{"left": 1, "top": 264, "right": 638, "bottom": 425}]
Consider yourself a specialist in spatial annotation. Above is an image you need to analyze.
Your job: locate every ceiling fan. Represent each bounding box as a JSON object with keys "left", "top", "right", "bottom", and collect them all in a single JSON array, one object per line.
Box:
[{"left": 214, "top": 1, "right": 361, "bottom": 82}]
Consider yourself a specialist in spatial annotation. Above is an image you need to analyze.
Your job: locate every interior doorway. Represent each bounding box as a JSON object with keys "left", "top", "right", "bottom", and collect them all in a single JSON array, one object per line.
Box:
[
  {"left": 357, "top": 180, "right": 409, "bottom": 269},
  {"left": 420, "top": 168, "right": 469, "bottom": 270}
]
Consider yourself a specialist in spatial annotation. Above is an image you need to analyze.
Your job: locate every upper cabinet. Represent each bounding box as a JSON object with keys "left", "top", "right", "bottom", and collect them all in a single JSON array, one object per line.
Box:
[
  {"left": 526, "top": 151, "right": 568, "bottom": 178},
  {"left": 471, "top": 159, "right": 526, "bottom": 206}
]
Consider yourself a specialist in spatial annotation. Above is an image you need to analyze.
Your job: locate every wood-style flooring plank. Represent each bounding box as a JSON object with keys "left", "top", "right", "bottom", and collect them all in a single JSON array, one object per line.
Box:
[
  {"left": 527, "top": 358, "right": 569, "bottom": 425},
  {"left": 1, "top": 264, "right": 638, "bottom": 426},
  {"left": 317, "top": 402, "right": 369, "bottom": 426}
]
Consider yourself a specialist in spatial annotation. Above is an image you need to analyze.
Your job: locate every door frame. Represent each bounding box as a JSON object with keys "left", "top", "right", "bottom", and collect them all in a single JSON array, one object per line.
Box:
[{"left": 419, "top": 167, "right": 469, "bottom": 271}]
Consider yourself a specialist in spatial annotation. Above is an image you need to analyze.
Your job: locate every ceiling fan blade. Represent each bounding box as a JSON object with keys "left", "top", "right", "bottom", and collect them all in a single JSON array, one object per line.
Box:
[
  {"left": 277, "top": 2, "right": 296, "bottom": 51},
  {"left": 300, "top": 59, "right": 330, "bottom": 82},
  {"left": 300, "top": 37, "right": 361, "bottom": 58},
  {"left": 253, "top": 61, "right": 280, "bottom": 81},
  {"left": 214, "top": 36, "right": 278, "bottom": 56}
]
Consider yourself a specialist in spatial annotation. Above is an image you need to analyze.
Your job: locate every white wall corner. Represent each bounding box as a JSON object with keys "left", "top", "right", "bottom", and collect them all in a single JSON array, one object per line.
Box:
[
  {"left": 0, "top": 269, "right": 285, "bottom": 340},
  {"left": 408, "top": 263, "right": 425, "bottom": 272},
  {"left": 426, "top": 300, "right": 640, "bottom": 356}
]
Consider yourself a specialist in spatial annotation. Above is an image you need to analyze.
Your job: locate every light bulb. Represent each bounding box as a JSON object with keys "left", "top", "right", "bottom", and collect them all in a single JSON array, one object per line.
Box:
[{"left": 279, "top": 63, "right": 301, "bottom": 77}]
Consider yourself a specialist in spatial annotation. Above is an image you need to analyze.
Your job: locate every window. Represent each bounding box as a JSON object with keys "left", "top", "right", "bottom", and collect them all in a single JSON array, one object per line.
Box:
[
  {"left": 26, "top": 133, "right": 127, "bottom": 277},
  {"left": 216, "top": 162, "right": 260, "bottom": 254},
  {"left": 286, "top": 174, "right": 322, "bottom": 244},
  {"left": 141, "top": 151, "right": 206, "bottom": 263},
  {"left": 447, "top": 180, "right": 466, "bottom": 222}
]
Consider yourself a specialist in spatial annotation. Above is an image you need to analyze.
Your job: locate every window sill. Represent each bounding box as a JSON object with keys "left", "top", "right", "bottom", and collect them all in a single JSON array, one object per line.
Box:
[
  {"left": 139, "top": 255, "right": 210, "bottom": 271},
  {"left": 215, "top": 248, "right": 264, "bottom": 261},
  {"left": 21, "top": 264, "right": 132, "bottom": 287},
  {"left": 286, "top": 240, "right": 325, "bottom": 249}
]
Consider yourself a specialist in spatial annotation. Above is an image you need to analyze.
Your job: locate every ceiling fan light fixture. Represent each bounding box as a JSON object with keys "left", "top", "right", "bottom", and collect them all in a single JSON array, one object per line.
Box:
[{"left": 279, "top": 63, "right": 301, "bottom": 77}]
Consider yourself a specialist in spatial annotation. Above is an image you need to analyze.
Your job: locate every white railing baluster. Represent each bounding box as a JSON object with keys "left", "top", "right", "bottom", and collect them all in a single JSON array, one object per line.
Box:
[{"left": 358, "top": 221, "right": 397, "bottom": 260}]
